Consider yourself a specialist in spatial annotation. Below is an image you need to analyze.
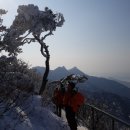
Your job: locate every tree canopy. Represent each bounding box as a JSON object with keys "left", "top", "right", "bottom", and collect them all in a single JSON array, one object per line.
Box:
[
  {"left": 0, "top": 4, "right": 65, "bottom": 94},
  {"left": 1, "top": 4, "right": 64, "bottom": 56}
]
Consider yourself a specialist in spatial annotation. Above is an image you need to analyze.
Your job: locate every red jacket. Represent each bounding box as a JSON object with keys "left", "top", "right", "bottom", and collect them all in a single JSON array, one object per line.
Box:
[
  {"left": 53, "top": 88, "right": 64, "bottom": 106},
  {"left": 63, "top": 91, "right": 84, "bottom": 112}
]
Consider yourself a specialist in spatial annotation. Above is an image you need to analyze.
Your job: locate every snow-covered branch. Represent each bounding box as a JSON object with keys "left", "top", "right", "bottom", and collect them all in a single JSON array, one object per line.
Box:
[
  {"left": 0, "top": 55, "right": 42, "bottom": 116},
  {"left": 2, "top": 4, "right": 64, "bottom": 56},
  {"left": 41, "top": 30, "right": 53, "bottom": 41},
  {"left": 33, "top": 34, "right": 47, "bottom": 57},
  {"left": 1, "top": 4, "right": 64, "bottom": 95}
]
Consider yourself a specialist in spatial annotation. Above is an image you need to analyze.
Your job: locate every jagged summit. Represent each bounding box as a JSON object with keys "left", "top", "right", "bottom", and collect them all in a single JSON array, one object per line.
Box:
[
  {"left": 69, "top": 66, "right": 87, "bottom": 76},
  {"left": 54, "top": 66, "right": 67, "bottom": 72},
  {"left": 32, "top": 66, "right": 88, "bottom": 80}
]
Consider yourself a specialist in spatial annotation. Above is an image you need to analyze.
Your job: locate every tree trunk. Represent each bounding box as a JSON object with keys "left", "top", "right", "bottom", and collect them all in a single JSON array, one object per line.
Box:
[
  {"left": 33, "top": 34, "right": 50, "bottom": 95},
  {"left": 39, "top": 45, "right": 50, "bottom": 95}
]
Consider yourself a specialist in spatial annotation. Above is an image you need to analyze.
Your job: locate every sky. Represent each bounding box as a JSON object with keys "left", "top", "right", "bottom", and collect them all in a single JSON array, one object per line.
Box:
[{"left": 0, "top": 0, "right": 130, "bottom": 82}]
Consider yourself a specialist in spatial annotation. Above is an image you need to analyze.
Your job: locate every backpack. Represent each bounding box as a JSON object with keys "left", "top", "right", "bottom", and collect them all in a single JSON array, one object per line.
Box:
[{"left": 70, "top": 92, "right": 85, "bottom": 112}]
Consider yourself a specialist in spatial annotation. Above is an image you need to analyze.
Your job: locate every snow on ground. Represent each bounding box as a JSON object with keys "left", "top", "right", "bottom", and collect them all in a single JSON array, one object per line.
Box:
[
  {"left": 0, "top": 95, "right": 88, "bottom": 130},
  {"left": 61, "top": 109, "right": 88, "bottom": 130},
  {"left": 78, "top": 126, "right": 88, "bottom": 130},
  {"left": 0, "top": 95, "right": 70, "bottom": 130}
]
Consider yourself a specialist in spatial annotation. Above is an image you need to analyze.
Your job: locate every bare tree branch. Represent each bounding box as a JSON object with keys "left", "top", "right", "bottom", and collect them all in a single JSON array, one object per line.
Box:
[
  {"left": 22, "top": 38, "right": 35, "bottom": 44},
  {"left": 41, "top": 30, "right": 53, "bottom": 41}
]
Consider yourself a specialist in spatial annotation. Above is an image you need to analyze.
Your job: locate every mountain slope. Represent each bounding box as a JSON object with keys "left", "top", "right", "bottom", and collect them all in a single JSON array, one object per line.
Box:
[
  {"left": 85, "top": 76, "right": 130, "bottom": 99},
  {"left": 49, "top": 66, "right": 69, "bottom": 80},
  {"left": 32, "top": 66, "right": 130, "bottom": 99},
  {"left": 68, "top": 67, "right": 87, "bottom": 75},
  {"left": 117, "top": 80, "right": 130, "bottom": 88},
  {"left": 32, "top": 66, "right": 45, "bottom": 76}
]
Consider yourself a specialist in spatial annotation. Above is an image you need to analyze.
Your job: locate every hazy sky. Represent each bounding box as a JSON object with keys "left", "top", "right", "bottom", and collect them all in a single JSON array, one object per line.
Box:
[{"left": 1, "top": 0, "right": 130, "bottom": 81}]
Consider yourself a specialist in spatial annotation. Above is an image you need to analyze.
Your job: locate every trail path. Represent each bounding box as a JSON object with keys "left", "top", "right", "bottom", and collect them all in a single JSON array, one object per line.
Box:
[{"left": 61, "top": 109, "right": 88, "bottom": 130}]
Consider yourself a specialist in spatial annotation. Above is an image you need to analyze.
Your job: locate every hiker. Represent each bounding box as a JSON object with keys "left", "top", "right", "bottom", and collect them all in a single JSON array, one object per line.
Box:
[
  {"left": 53, "top": 83, "right": 65, "bottom": 117},
  {"left": 63, "top": 82, "right": 85, "bottom": 130}
]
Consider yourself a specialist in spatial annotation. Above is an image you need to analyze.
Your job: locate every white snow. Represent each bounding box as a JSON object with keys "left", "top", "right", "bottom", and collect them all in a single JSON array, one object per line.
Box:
[{"left": 0, "top": 95, "right": 87, "bottom": 130}]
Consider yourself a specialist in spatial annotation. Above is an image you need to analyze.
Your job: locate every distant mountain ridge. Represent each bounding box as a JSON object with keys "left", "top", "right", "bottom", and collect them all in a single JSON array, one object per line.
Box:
[
  {"left": 32, "top": 66, "right": 87, "bottom": 80},
  {"left": 32, "top": 66, "right": 130, "bottom": 99},
  {"left": 115, "top": 79, "right": 130, "bottom": 88}
]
